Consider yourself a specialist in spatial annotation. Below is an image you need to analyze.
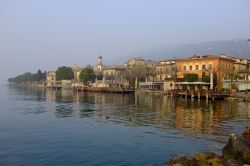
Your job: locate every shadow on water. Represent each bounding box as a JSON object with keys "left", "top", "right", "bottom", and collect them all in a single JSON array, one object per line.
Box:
[{"left": 7, "top": 86, "right": 250, "bottom": 142}]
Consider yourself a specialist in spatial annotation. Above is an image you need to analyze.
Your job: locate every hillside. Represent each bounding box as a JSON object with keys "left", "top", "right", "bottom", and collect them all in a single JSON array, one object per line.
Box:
[{"left": 141, "top": 39, "right": 250, "bottom": 60}]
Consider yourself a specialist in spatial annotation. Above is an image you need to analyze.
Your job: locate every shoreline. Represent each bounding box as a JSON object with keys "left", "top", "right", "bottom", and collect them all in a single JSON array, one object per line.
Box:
[
  {"left": 7, "top": 83, "right": 250, "bottom": 102},
  {"left": 168, "top": 127, "right": 250, "bottom": 166}
]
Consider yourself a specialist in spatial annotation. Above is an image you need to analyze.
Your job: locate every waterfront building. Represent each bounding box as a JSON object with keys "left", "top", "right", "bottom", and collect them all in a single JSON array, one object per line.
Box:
[
  {"left": 123, "top": 57, "right": 157, "bottom": 69},
  {"left": 46, "top": 71, "right": 56, "bottom": 87},
  {"left": 137, "top": 60, "right": 178, "bottom": 91},
  {"left": 155, "top": 60, "right": 177, "bottom": 81},
  {"left": 223, "top": 80, "right": 250, "bottom": 92},
  {"left": 102, "top": 65, "right": 126, "bottom": 80},
  {"left": 220, "top": 54, "right": 249, "bottom": 79},
  {"left": 61, "top": 80, "right": 73, "bottom": 89},
  {"left": 127, "top": 57, "right": 159, "bottom": 90},
  {"left": 175, "top": 55, "right": 235, "bottom": 91},
  {"left": 91, "top": 79, "right": 129, "bottom": 88}
]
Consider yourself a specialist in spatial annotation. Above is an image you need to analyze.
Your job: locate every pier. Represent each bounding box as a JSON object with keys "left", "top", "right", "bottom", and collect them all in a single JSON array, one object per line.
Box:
[
  {"left": 73, "top": 86, "right": 135, "bottom": 94},
  {"left": 165, "top": 90, "right": 230, "bottom": 100}
]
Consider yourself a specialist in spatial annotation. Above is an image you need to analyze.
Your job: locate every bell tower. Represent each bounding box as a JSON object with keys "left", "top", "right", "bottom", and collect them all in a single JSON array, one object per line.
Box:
[
  {"left": 98, "top": 55, "right": 103, "bottom": 65},
  {"left": 95, "top": 55, "right": 104, "bottom": 72}
]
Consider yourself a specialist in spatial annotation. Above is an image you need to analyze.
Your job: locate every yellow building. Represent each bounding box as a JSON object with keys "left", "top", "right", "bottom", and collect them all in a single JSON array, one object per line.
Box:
[{"left": 175, "top": 55, "right": 235, "bottom": 91}]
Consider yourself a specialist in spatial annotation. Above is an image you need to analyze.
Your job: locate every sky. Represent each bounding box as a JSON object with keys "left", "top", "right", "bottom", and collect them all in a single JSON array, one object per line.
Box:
[{"left": 1, "top": 0, "right": 250, "bottom": 83}]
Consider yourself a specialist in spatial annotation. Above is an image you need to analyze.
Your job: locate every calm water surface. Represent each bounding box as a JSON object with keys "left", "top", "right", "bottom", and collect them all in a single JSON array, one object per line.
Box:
[{"left": 0, "top": 86, "right": 250, "bottom": 166}]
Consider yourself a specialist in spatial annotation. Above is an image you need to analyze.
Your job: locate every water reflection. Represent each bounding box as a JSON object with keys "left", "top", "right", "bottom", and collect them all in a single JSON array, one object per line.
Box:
[{"left": 8, "top": 86, "right": 250, "bottom": 141}]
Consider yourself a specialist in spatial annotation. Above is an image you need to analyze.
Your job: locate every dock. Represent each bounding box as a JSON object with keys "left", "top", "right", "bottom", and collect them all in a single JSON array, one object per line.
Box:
[
  {"left": 73, "top": 87, "right": 135, "bottom": 94},
  {"left": 164, "top": 90, "right": 230, "bottom": 100}
]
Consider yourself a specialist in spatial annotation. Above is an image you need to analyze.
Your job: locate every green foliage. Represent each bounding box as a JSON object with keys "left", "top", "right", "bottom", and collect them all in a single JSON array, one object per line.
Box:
[
  {"left": 56, "top": 66, "right": 74, "bottom": 81},
  {"left": 183, "top": 73, "right": 198, "bottom": 82},
  {"left": 79, "top": 67, "right": 96, "bottom": 83},
  {"left": 202, "top": 75, "right": 210, "bottom": 83},
  {"left": 96, "top": 73, "right": 103, "bottom": 80},
  {"left": 202, "top": 73, "right": 217, "bottom": 87},
  {"left": 8, "top": 70, "right": 46, "bottom": 84},
  {"left": 124, "top": 64, "right": 150, "bottom": 85},
  {"left": 35, "top": 69, "right": 45, "bottom": 81}
]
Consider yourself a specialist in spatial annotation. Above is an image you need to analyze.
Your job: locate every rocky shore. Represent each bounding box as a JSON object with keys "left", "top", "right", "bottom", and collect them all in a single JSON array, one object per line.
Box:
[{"left": 168, "top": 127, "right": 250, "bottom": 166}]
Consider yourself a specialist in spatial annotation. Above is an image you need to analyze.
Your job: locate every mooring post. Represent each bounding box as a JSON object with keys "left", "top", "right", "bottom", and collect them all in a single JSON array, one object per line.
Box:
[{"left": 206, "top": 91, "right": 209, "bottom": 100}]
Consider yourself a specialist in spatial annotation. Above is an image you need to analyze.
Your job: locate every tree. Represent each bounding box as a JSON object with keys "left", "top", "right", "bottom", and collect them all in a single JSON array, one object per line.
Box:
[
  {"left": 35, "top": 69, "right": 44, "bottom": 81},
  {"left": 227, "top": 68, "right": 239, "bottom": 93},
  {"left": 202, "top": 73, "right": 210, "bottom": 83},
  {"left": 56, "top": 66, "right": 74, "bottom": 81},
  {"left": 184, "top": 73, "right": 198, "bottom": 82},
  {"left": 124, "top": 64, "right": 150, "bottom": 86},
  {"left": 79, "top": 67, "right": 96, "bottom": 84},
  {"left": 96, "top": 73, "right": 103, "bottom": 80},
  {"left": 8, "top": 72, "right": 34, "bottom": 84}
]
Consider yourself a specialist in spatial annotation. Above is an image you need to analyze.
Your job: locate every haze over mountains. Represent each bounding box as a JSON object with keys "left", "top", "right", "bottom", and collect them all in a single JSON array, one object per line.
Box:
[{"left": 128, "top": 39, "right": 250, "bottom": 62}]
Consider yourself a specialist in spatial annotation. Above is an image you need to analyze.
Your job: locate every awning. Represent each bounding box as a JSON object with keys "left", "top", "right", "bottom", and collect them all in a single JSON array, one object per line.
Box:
[{"left": 175, "top": 82, "right": 210, "bottom": 85}]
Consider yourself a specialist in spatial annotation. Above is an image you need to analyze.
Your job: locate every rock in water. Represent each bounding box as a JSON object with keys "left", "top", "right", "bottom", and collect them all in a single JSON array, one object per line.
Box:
[
  {"left": 168, "top": 154, "right": 193, "bottom": 166},
  {"left": 193, "top": 152, "right": 224, "bottom": 166},
  {"left": 225, "top": 159, "right": 240, "bottom": 166},
  {"left": 222, "top": 133, "right": 250, "bottom": 164},
  {"left": 242, "top": 126, "right": 250, "bottom": 139}
]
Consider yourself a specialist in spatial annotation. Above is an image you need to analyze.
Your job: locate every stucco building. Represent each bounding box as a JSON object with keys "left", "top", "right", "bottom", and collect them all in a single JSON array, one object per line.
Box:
[
  {"left": 46, "top": 71, "right": 56, "bottom": 87},
  {"left": 102, "top": 65, "right": 126, "bottom": 80},
  {"left": 155, "top": 60, "right": 177, "bottom": 81},
  {"left": 124, "top": 57, "right": 157, "bottom": 69},
  {"left": 175, "top": 55, "right": 235, "bottom": 91}
]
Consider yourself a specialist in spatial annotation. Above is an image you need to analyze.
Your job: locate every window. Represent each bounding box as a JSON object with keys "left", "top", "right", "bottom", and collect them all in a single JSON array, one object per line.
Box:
[
  {"left": 209, "top": 64, "right": 213, "bottom": 70},
  {"left": 183, "top": 66, "right": 186, "bottom": 71},
  {"left": 189, "top": 65, "right": 192, "bottom": 70},
  {"left": 202, "top": 65, "right": 206, "bottom": 70},
  {"left": 196, "top": 65, "right": 199, "bottom": 70}
]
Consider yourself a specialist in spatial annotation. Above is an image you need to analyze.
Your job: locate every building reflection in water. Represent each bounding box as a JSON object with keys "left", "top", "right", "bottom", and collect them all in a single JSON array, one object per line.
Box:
[{"left": 9, "top": 86, "right": 250, "bottom": 139}]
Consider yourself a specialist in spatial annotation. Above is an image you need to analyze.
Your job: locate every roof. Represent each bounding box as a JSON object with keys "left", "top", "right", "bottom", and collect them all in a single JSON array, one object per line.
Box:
[
  {"left": 175, "top": 81, "right": 210, "bottom": 85},
  {"left": 47, "top": 71, "right": 56, "bottom": 77},
  {"left": 175, "top": 54, "right": 235, "bottom": 62},
  {"left": 102, "top": 65, "right": 126, "bottom": 70}
]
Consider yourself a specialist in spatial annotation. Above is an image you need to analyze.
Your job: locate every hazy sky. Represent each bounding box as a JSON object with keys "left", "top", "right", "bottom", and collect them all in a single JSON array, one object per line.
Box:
[{"left": 1, "top": 0, "right": 250, "bottom": 83}]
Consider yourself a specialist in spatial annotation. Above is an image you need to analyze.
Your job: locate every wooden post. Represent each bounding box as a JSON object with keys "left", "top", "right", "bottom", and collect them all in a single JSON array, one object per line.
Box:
[
  {"left": 191, "top": 91, "right": 194, "bottom": 98},
  {"left": 198, "top": 91, "right": 200, "bottom": 99},
  {"left": 206, "top": 91, "right": 209, "bottom": 100}
]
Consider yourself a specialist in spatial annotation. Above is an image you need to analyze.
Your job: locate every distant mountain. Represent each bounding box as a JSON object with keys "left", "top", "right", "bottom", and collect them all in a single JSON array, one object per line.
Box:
[{"left": 141, "top": 39, "right": 250, "bottom": 60}]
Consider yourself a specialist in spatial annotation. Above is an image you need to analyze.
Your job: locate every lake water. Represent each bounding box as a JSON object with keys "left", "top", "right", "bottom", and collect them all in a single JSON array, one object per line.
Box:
[{"left": 0, "top": 86, "right": 250, "bottom": 166}]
